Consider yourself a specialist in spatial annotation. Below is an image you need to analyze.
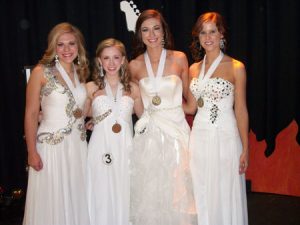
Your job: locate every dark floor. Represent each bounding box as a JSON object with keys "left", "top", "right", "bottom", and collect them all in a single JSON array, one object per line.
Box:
[{"left": 0, "top": 192, "right": 299, "bottom": 225}]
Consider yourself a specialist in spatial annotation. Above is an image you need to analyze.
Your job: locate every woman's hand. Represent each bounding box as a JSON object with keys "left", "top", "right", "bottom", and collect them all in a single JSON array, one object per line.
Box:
[
  {"left": 85, "top": 119, "right": 94, "bottom": 131},
  {"left": 239, "top": 150, "right": 249, "bottom": 174},
  {"left": 28, "top": 152, "right": 43, "bottom": 171}
]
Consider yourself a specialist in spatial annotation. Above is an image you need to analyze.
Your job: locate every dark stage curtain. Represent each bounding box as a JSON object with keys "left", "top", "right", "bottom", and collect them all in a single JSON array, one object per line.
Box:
[{"left": 0, "top": 0, "right": 299, "bottom": 192}]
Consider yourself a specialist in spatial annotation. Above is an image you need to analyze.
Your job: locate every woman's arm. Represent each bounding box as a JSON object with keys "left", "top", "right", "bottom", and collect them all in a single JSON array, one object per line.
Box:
[
  {"left": 130, "top": 82, "right": 144, "bottom": 118},
  {"left": 24, "top": 65, "right": 44, "bottom": 171},
  {"left": 177, "top": 51, "right": 190, "bottom": 100},
  {"left": 182, "top": 63, "right": 198, "bottom": 115},
  {"left": 233, "top": 61, "right": 249, "bottom": 174},
  {"left": 84, "top": 81, "right": 98, "bottom": 118}
]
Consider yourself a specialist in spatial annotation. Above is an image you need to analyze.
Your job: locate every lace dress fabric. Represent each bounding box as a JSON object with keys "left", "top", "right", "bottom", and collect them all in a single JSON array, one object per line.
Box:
[
  {"left": 189, "top": 77, "right": 248, "bottom": 225},
  {"left": 87, "top": 95, "right": 134, "bottom": 225},
  {"left": 23, "top": 66, "right": 90, "bottom": 225},
  {"left": 130, "top": 75, "right": 197, "bottom": 225}
]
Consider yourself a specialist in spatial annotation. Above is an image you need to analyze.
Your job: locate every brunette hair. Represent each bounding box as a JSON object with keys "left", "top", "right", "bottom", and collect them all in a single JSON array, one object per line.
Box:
[
  {"left": 190, "top": 12, "right": 227, "bottom": 62},
  {"left": 131, "top": 9, "right": 174, "bottom": 59}
]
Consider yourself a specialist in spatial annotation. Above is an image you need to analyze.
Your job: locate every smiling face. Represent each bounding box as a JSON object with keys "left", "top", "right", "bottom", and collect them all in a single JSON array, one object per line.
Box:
[
  {"left": 199, "top": 21, "right": 223, "bottom": 53},
  {"left": 140, "top": 17, "right": 164, "bottom": 49},
  {"left": 55, "top": 32, "right": 78, "bottom": 66},
  {"left": 98, "top": 46, "right": 125, "bottom": 77}
]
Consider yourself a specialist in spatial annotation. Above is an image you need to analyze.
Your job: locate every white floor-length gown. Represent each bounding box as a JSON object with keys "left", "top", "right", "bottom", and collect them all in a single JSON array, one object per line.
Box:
[
  {"left": 130, "top": 75, "right": 197, "bottom": 225},
  {"left": 87, "top": 92, "right": 134, "bottom": 225},
  {"left": 189, "top": 77, "right": 248, "bottom": 225},
  {"left": 23, "top": 66, "right": 90, "bottom": 225}
]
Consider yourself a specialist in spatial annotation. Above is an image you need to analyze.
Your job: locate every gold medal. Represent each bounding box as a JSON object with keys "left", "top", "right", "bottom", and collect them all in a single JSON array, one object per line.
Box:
[
  {"left": 73, "top": 108, "right": 83, "bottom": 119},
  {"left": 112, "top": 122, "right": 122, "bottom": 133},
  {"left": 197, "top": 97, "right": 204, "bottom": 108},
  {"left": 152, "top": 95, "right": 161, "bottom": 106}
]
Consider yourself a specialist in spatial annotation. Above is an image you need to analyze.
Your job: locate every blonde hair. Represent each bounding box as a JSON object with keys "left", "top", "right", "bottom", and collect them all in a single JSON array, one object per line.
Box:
[
  {"left": 92, "top": 38, "right": 131, "bottom": 93},
  {"left": 39, "top": 22, "right": 89, "bottom": 82}
]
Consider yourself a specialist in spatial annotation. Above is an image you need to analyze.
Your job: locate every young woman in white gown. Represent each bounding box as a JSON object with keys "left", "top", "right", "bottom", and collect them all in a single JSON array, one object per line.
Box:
[
  {"left": 86, "top": 38, "right": 143, "bottom": 225},
  {"left": 23, "top": 22, "right": 90, "bottom": 225},
  {"left": 185, "top": 12, "right": 249, "bottom": 225},
  {"left": 129, "top": 9, "right": 197, "bottom": 225}
]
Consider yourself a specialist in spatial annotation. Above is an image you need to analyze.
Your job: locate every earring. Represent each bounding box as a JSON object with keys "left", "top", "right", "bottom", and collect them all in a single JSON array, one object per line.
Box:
[
  {"left": 55, "top": 54, "right": 59, "bottom": 63},
  {"left": 99, "top": 64, "right": 104, "bottom": 77},
  {"left": 220, "top": 39, "right": 225, "bottom": 50},
  {"left": 161, "top": 38, "right": 165, "bottom": 48},
  {"left": 77, "top": 56, "right": 81, "bottom": 65}
]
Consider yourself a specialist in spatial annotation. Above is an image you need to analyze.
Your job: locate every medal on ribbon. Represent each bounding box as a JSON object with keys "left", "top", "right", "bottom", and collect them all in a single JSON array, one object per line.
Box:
[
  {"left": 55, "top": 62, "right": 84, "bottom": 118},
  {"left": 152, "top": 95, "right": 161, "bottom": 106},
  {"left": 196, "top": 51, "right": 224, "bottom": 108},
  {"left": 105, "top": 79, "right": 123, "bottom": 134},
  {"left": 144, "top": 49, "right": 166, "bottom": 106},
  {"left": 112, "top": 122, "right": 122, "bottom": 133},
  {"left": 73, "top": 107, "right": 83, "bottom": 119},
  {"left": 197, "top": 97, "right": 204, "bottom": 108}
]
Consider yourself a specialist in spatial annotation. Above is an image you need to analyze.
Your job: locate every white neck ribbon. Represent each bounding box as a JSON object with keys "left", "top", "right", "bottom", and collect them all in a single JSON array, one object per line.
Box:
[
  {"left": 55, "top": 61, "right": 81, "bottom": 104},
  {"left": 197, "top": 51, "right": 224, "bottom": 91},
  {"left": 104, "top": 79, "right": 123, "bottom": 122},
  {"left": 144, "top": 48, "right": 167, "bottom": 93}
]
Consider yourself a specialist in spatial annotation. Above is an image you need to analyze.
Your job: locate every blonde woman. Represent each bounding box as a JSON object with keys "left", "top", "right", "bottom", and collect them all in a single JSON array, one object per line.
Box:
[
  {"left": 86, "top": 38, "right": 143, "bottom": 225},
  {"left": 23, "top": 22, "right": 90, "bottom": 225}
]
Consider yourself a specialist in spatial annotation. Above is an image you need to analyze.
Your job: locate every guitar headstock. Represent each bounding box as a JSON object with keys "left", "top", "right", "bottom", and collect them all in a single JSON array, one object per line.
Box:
[{"left": 120, "top": 0, "right": 140, "bottom": 32}]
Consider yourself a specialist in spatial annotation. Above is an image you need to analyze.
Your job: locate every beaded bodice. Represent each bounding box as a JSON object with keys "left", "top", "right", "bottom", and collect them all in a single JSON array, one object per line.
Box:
[{"left": 190, "top": 77, "right": 234, "bottom": 124}]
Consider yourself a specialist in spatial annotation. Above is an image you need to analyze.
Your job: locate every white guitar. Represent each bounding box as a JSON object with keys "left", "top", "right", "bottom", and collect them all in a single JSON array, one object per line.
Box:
[{"left": 120, "top": 0, "right": 140, "bottom": 32}]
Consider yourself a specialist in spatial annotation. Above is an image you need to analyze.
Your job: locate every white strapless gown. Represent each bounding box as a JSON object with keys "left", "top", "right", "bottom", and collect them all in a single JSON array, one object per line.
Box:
[
  {"left": 87, "top": 95, "right": 134, "bottom": 225},
  {"left": 189, "top": 77, "right": 248, "bottom": 225},
  {"left": 130, "top": 75, "right": 197, "bottom": 225},
  {"left": 23, "top": 66, "right": 90, "bottom": 225}
]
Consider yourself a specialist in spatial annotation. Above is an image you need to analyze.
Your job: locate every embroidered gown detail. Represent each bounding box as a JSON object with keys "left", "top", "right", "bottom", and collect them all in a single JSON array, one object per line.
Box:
[{"left": 23, "top": 66, "right": 90, "bottom": 225}]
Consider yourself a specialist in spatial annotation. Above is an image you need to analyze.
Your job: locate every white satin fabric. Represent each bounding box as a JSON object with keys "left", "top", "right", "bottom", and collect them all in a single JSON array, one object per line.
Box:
[
  {"left": 190, "top": 77, "right": 248, "bottom": 225},
  {"left": 130, "top": 75, "right": 197, "bottom": 225},
  {"left": 87, "top": 95, "right": 134, "bottom": 225}
]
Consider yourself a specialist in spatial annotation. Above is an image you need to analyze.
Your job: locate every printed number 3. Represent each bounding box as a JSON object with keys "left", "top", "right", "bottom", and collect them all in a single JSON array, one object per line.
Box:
[{"left": 103, "top": 153, "right": 113, "bottom": 165}]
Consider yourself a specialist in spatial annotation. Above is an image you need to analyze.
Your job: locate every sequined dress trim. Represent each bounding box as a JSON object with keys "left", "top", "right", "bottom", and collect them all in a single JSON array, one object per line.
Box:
[
  {"left": 37, "top": 66, "right": 86, "bottom": 145},
  {"left": 92, "top": 109, "right": 112, "bottom": 125}
]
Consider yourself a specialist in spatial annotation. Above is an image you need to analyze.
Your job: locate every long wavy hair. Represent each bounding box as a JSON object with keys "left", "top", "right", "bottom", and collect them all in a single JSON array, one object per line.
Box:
[
  {"left": 190, "top": 12, "right": 227, "bottom": 62},
  {"left": 92, "top": 38, "right": 131, "bottom": 93},
  {"left": 39, "top": 22, "right": 89, "bottom": 82},
  {"left": 131, "top": 9, "right": 174, "bottom": 59}
]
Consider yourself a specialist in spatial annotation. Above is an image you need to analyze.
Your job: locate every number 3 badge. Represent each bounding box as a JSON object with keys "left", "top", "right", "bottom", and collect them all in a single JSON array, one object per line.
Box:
[{"left": 102, "top": 153, "right": 113, "bottom": 165}]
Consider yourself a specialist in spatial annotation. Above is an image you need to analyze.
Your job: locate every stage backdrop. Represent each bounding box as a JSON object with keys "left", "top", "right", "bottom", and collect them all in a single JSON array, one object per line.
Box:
[{"left": 0, "top": 0, "right": 299, "bottom": 196}]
